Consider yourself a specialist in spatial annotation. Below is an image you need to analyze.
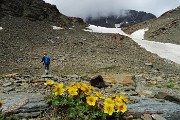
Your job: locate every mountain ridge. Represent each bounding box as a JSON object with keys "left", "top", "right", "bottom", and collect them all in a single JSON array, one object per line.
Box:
[
  {"left": 85, "top": 10, "right": 156, "bottom": 28},
  {"left": 0, "top": 0, "right": 85, "bottom": 27},
  {"left": 122, "top": 6, "right": 180, "bottom": 44}
]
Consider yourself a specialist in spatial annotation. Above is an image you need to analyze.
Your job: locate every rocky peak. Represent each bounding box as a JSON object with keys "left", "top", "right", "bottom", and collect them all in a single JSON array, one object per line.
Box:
[
  {"left": 85, "top": 10, "right": 156, "bottom": 28},
  {"left": 0, "top": 0, "right": 85, "bottom": 26}
]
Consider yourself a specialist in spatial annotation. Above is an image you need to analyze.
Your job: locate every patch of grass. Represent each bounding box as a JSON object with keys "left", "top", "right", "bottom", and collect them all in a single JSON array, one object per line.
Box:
[
  {"left": 0, "top": 74, "right": 5, "bottom": 79},
  {"left": 144, "top": 83, "right": 154, "bottom": 87},
  {"left": 165, "top": 84, "right": 175, "bottom": 88}
]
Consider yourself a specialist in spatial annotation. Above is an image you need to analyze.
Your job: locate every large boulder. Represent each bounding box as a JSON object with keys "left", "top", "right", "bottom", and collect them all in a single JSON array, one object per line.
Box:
[
  {"left": 0, "top": 93, "right": 48, "bottom": 118},
  {"left": 90, "top": 75, "right": 106, "bottom": 89}
]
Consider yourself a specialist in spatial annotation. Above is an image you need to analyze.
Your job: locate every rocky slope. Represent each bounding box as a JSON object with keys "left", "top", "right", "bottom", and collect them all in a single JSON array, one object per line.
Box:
[
  {"left": 0, "top": 73, "right": 180, "bottom": 119},
  {"left": 0, "top": 1, "right": 180, "bottom": 77},
  {"left": 85, "top": 10, "right": 156, "bottom": 28},
  {"left": 0, "top": 0, "right": 85, "bottom": 27},
  {"left": 1, "top": 17, "right": 180, "bottom": 77}
]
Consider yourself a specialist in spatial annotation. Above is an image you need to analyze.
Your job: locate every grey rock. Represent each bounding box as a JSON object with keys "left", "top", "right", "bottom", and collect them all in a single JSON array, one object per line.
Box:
[
  {"left": 0, "top": 86, "right": 15, "bottom": 92},
  {"left": 0, "top": 93, "right": 48, "bottom": 118},
  {"left": 41, "top": 74, "right": 54, "bottom": 78},
  {"left": 128, "top": 96, "right": 180, "bottom": 120},
  {"left": 152, "top": 114, "right": 166, "bottom": 120},
  {"left": 154, "top": 92, "right": 180, "bottom": 104},
  {"left": 2, "top": 82, "right": 13, "bottom": 87}
]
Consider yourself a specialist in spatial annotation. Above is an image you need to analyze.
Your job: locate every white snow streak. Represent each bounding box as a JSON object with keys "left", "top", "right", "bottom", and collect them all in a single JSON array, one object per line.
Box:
[
  {"left": 52, "top": 26, "right": 64, "bottom": 30},
  {"left": 84, "top": 25, "right": 180, "bottom": 64}
]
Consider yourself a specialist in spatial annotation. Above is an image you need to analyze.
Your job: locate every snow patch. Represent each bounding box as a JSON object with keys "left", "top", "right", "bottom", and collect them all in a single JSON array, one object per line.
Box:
[
  {"left": 85, "top": 25, "right": 128, "bottom": 36},
  {"left": 84, "top": 25, "right": 180, "bottom": 64},
  {"left": 130, "top": 28, "right": 148, "bottom": 40},
  {"left": 52, "top": 26, "right": 64, "bottom": 30},
  {"left": 0, "top": 27, "right": 3, "bottom": 30}
]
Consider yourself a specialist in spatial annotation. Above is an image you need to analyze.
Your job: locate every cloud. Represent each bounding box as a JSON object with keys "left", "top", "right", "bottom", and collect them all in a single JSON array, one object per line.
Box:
[{"left": 44, "top": 0, "right": 180, "bottom": 19}]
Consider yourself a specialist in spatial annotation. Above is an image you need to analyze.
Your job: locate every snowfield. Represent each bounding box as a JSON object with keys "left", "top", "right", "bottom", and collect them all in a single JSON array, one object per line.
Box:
[{"left": 84, "top": 25, "right": 180, "bottom": 64}]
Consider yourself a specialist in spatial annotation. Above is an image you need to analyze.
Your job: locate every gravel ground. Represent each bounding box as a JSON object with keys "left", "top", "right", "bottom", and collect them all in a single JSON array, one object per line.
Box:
[{"left": 1, "top": 17, "right": 180, "bottom": 78}]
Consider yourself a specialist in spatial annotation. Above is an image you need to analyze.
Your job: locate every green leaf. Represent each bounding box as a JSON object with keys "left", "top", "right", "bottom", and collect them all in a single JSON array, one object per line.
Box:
[
  {"left": 68, "top": 108, "right": 76, "bottom": 118},
  {"left": 52, "top": 100, "right": 61, "bottom": 106}
]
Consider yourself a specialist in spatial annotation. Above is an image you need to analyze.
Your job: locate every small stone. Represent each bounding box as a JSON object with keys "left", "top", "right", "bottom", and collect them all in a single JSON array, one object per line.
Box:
[
  {"left": 145, "top": 63, "right": 153, "bottom": 67},
  {"left": 3, "top": 82, "right": 13, "bottom": 87},
  {"left": 5, "top": 73, "right": 20, "bottom": 78},
  {"left": 119, "top": 75, "right": 134, "bottom": 86},
  {"left": 141, "top": 114, "right": 152, "bottom": 120},
  {"left": 103, "top": 76, "right": 117, "bottom": 83},
  {"left": 152, "top": 114, "right": 166, "bottom": 120},
  {"left": 136, "top": 90, "right": 154, "bottom": 97},
  {"left": 41, "top": 74, "right": 53, "bottom": 78},
  {"left": 30, "top": 79, "right": 46, "bottom": 83},
  {"left": 2, "top": 87, "right": 15, "bottom": 92},
  {"left": 147, "top": 80, "right": 157, "bottom": 85}
]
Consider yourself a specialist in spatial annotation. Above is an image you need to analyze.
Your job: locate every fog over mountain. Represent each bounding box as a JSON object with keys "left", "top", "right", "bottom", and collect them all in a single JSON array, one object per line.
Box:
[{"left": 44, "top": 0, "right": 180, "bottom": 19}]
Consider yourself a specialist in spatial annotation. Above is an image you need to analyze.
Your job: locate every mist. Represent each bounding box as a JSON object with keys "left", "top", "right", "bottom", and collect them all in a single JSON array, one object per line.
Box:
[{"left": 44, "top": 0, "right": 180, "bottom": 19}]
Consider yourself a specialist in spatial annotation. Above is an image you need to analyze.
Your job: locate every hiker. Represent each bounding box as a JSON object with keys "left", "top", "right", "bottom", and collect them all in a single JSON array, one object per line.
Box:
[{"left": 41, "top": 52, "right": 50, "bottom": 75}]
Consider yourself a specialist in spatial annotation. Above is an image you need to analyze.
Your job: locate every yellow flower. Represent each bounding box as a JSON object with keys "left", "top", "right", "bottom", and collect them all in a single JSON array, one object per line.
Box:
[
  {"left": 66, "top": 85, "right": 77, "bottom": 90},
  {"left": 83, "top": 87, "right": 92, "bottom": 95},
  {"left": 120, "top": 95, "right": 128, "bottom": 104},
  {"left": 114, "top": 97, "right": 123, "bottom": 105},
  {"left": 68, "top": 87, "right": 78, "bottom": 96},
  {"left": 79, "top": 82, "right": 88, "bottom": 89},
  {"left": 66, "top": 85, "right": 71, "bottom": 90},
  {"left": 77, "top": 82, "right": 88, "bottom": 92},
  {"left": 86, "top": 95, "right": 98, "bottom": 106},
  {"left": 44, "top": 80, "right": 56, "bottom": 87},
  {"left": 95, "top": 92, "right": 105, "bottom": 99},
  {"left": 69, "top": 82, "right": 76, "bottom": 87},
  {"left": 88, "top": 85, "right": 95, "bottom": 91},
  {"left": 116, "top": 103, "right": 127, "bottom": 113},
  {"left": 0, "top": 99, "right": 3, "bottom": 108},
  {"left": 104, "top": 104, "right": 115, "bottom": 116},
  {"left": 76, "top": 83, "right": 81, "bottom": 88},
  {"left": 53, "top": 83, "right": 65, "bottom": 96},
  {"left": 104, "top": 98, "right": 115, "bottom": 106}
]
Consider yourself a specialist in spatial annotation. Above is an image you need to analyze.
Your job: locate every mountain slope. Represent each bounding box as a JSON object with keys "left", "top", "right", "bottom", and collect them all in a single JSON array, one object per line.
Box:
[
  {"left": 1, "top": 17, "right": 180, "bottom": 77},
  {"left": 144, "top": 6, "right": 180, "bottom": 44},
  {"left": 0, "top": 1, "right": 180, "bottom": 77},
  {"left": 0, "top": 0, "right": 85, "bottom": 27},
  {"left": 122, "top": 6, "right": 180, "bottom": 44}
]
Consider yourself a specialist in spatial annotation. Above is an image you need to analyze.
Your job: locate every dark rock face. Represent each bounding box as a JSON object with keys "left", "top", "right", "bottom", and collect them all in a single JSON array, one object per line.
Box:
[
  {"left": 85, "top": 10, "right": 156, "bottom": 28},
  {"left": 0, "top": 0, "right": 85, "bottom": 26},
  {"left": 1, "top": 0, "right": 49, "bottom": 19}
]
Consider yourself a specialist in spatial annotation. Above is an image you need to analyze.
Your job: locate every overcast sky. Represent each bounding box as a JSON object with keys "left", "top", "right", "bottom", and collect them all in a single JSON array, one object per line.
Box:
[{"left": 44, "top": 0, "right": 180, "bottom": 19}]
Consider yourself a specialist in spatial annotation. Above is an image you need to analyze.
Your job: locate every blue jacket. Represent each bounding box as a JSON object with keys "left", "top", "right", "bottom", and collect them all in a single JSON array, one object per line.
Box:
[{"left": 42, "top": 55, "right": 50, "bottom": 65}]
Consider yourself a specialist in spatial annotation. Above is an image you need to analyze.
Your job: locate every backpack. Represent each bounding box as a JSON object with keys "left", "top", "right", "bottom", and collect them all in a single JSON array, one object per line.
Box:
[{"left": 44, "top": 56, "right": 50, "bottom": 64}]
